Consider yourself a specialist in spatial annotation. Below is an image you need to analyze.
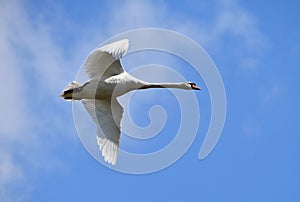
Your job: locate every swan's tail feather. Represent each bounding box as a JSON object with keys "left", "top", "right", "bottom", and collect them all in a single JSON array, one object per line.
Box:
[
  {"left": 60, "top": 81, "right": 82, "bottom": 101},
  {"left": 63, "top": 81, "right": 82, "bottom": 91}
]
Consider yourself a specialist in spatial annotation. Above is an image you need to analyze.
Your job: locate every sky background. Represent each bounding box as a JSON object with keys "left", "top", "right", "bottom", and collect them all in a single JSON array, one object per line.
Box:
[{"left": 0, "top": 0, "right": 299, "bottom": 201}]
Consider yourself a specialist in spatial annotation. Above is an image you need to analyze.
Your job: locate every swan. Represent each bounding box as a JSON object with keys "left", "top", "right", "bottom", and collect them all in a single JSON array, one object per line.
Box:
[{"left": 60, "top": 39, "right": 201, "bottom": 165}]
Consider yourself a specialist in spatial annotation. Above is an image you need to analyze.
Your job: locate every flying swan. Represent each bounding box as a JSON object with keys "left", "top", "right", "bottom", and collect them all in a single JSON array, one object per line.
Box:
[{"left": 60, "top": 39, "right": 201, "bottom": 165}]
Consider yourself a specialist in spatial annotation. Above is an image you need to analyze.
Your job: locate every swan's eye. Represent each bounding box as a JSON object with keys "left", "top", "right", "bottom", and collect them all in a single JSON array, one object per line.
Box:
[{"left": 188, "top": 82, "right": 196, "bottom": 87}]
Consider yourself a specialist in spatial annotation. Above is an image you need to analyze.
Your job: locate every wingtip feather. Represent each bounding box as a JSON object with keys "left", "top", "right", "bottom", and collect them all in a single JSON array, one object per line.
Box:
[
  {"left": 98, "top": 39, "right": 129, "bottom": 59},
  {"left": 97, "top": 136, "right": 118, "bottom": 165}
]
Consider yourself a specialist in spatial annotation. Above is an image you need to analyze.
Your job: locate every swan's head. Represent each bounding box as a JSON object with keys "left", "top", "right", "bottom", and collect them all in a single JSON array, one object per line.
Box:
[{"left": 186, "top": 82, "right": 201, "bottom": 90}]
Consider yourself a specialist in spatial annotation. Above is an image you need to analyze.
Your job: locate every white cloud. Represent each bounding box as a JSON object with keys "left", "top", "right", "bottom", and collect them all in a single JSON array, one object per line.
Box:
[
  {"left": 215, "top": 0, "right": 265, "bottom": 47},
  {"left": 0, "top": 3, "right": 27, "bottom": 200},
  {"left": 106, "top": 0, "right": 267, "bottom": 71},
  {"left": 106, "top": 0, "right": 166, "bottom": 34},
  {"left": 242, "top": 119, "right": 262, "bottom": 139},
  {"left": 0, "top": 1, "right": 74, "bottom": 200},
  {"left": 0, "top": 0, "right": 73, "bottom": 141},
  {"left": 260, "top": 84, "right": 283, "bottom": 105},
  {"left": 0, "top": 150, "right": 27, "bottom": 202},
  {"left": 0, "top": 0, "right": 29, "bottom": 140}
]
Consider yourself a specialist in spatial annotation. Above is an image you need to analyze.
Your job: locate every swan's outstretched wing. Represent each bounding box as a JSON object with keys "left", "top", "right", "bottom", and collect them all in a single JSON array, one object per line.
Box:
[
  {"left": 82, "top": 98, "right": 123, "bottom": 165},
  {"left": 84, "top": 39, "right": 129, "bottom": 80}
]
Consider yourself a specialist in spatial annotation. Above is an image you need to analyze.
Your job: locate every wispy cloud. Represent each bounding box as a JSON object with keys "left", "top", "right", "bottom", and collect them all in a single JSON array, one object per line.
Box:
[
  {"left": 175, "top": 0, "right": 267, "bottom": 70},
  {"left": 0, "top": 149, "right": 26, "bottom": 202},
  {"left": 214, "top": 0, "right": 266, "bottom": 49},
  {"left": 106, "top": 0, "right": 167, "bottom": 34},
  {"left": 105, "top": 0, "right": 267, "bottom": 70},
  {"left": 212, "top": 0, "right": 267, "bottom": 69},
  {"left": 0, "top": 1, "right": 29, "bottom": 141},
  {"left": 260, "top": 84, "right": 283, "bottom": 105},
  {"left": 242, "top": 119, "right": 262, "bottom": 140},
  {"left": 0, "top": 1, "right": 74, "bottom": 200}
]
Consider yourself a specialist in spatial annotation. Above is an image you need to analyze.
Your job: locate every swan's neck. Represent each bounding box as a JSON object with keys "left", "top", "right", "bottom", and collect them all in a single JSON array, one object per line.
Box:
[{"left": 139, "top": 82, "right": 188, "bottom": 90}]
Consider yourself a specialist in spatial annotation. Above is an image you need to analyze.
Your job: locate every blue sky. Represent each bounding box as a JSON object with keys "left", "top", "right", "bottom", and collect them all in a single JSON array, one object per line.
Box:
[{"left": 0, "top": 0, "right": 299, "bottom": 201}]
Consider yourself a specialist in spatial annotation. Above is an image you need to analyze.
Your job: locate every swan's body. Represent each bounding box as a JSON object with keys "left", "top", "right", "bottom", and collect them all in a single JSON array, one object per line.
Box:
[{"left": 61, "top": 39, "right": 200, "bottom": 165}]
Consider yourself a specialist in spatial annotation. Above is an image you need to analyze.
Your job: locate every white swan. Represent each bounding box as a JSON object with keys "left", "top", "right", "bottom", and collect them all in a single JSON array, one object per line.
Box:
[{"left": 61, "top": 39, "right": 201, "bottom": 165}]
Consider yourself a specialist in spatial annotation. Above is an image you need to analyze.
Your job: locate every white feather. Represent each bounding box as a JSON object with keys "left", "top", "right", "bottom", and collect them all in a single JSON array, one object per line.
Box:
[
  {"left": 84, "top": 39, "right": 129, "bottom": 80},
  {"left": 63, "top": 81, "right": 81, "bottom": 91},
  {"left": 82, "top": 99, "right": 123, "bottom": 165},
  {"left": 99, "top": 39, "right": 129, "bottom": 59}
]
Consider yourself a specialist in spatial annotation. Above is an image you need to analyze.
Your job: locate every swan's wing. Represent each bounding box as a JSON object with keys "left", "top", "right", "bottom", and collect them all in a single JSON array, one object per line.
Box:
[
  {"left": 84, "top": 39, "right": 129, "bottom": 80},
  {"left": 82, "top": 98, "right": 123, "bottom": 165}
]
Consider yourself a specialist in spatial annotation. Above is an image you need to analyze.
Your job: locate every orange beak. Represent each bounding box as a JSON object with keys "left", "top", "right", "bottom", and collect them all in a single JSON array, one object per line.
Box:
[{"left": 192, "top": 85, "right": 201, "bottom": 90}]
